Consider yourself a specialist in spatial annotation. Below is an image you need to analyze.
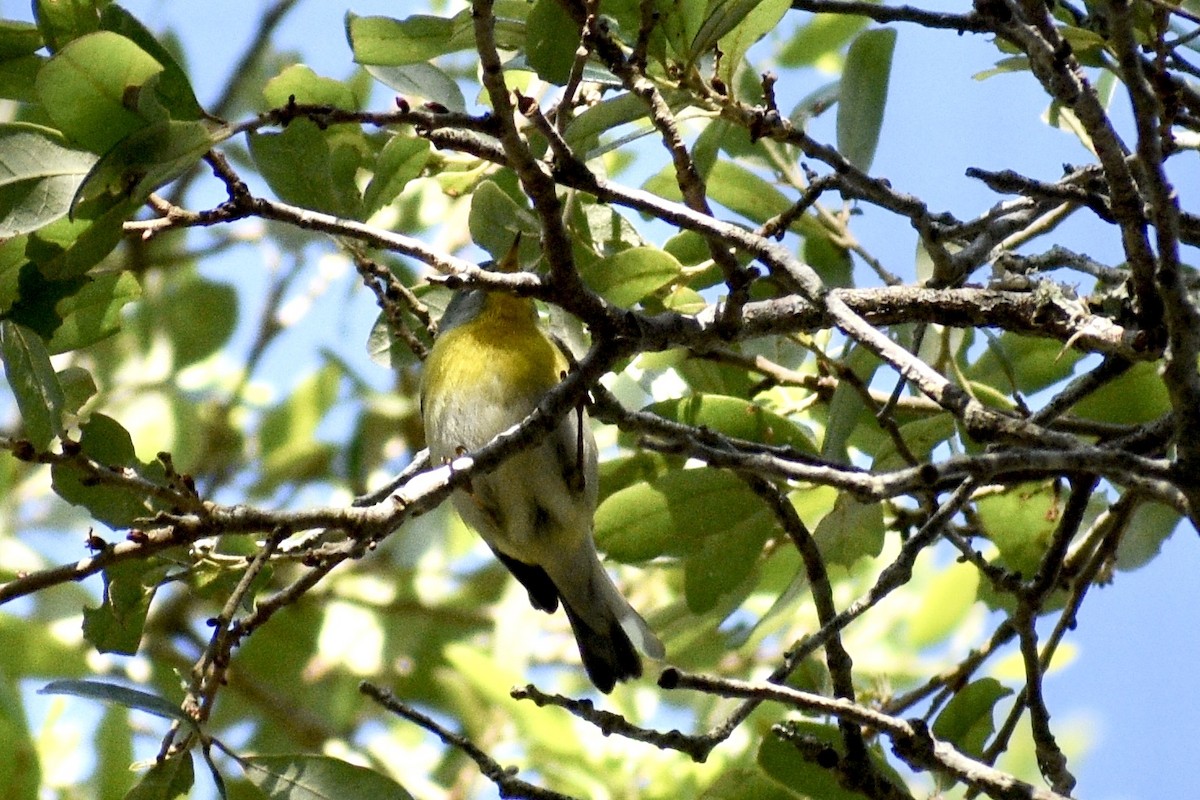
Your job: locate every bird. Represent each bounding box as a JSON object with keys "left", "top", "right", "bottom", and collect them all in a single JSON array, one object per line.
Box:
[{"left": 419, "top": 240, "right": 663, "bottom": 693}]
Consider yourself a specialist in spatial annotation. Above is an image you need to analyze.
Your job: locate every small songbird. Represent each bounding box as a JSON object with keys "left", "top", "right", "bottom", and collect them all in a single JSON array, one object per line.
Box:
[{"left": 419, "top": 240, "right": 663, "bottom": 692}]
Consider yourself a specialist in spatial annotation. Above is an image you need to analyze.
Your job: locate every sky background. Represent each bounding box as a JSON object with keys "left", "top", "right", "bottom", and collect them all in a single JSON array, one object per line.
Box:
[{"left": 7, "top": 0, "right": 1199, "bottom": 797}]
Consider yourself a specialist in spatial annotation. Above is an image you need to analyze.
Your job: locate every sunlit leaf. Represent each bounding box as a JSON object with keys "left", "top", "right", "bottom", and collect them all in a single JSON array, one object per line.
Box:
[
  {"left": 124, "top": 752, "right": 194, "bottom": 800},
  {"left": 0, "top": 123, "right": 97, "bottom": 236}
]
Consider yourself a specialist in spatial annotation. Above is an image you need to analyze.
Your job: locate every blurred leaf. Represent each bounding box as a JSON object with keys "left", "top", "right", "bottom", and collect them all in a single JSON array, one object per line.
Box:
[
  {"left": 1115, "top": 501, "right": 1181, "bottom": 571},
  {"left": 242, "top": 755, "right": 415, "bottom": 800},
  {"left": 364, "top": 133, "right": 430, "bottom": 215},
  {"left": 35, "top": 31, "right": 166, "bottom": 153},
  {"left": 699, "top": 769, "right": 795, "bottom": 800},
  {"left": 256, "top": 364, "right": 342, "bottom": 492},
  {"left": 44, "top": 270, "right": 142, "bottom": 352},
  {"left": 95, "top": 706, "right": 135, "bottom": 800},
  {"left": 0, "top": 674, "right": 40, "bottom": 800},
  {"left": 0, "top": 123, "right": 98, "bottom": 236},
  {"left": 57, "top": 364, "right": 97, "bottom": 414},
  {"left": 837, "top": 28, "right": 896, "bottom": 172},
  {"left": 248, "top": 120, "right": 365, "bottom": 219},
  {"left": 39, "top": 679, "right": 188, "bottom": 722},
  {"left": 124, "top": 752, "right": 194, "bottom": 800},
  {"left": 812, "top": 491, "right": 885, "bottom": 567},
  {"left": 976, "top": 481, "right": 1060, "bottom": 577},
  {"left": 1069, "top": 361, "right": 1171, "bottom": 425},
  {"left": 0, "top": 320, "right": 65, "bottom": 448},
  {"left": 581, "top": 246, "right": 681, "bottom": 306},
  {"left": 82, "top": 559, "right": 168, "bottom": 654},
  {"left": 906, "top": 559, "right": 980, "bottom": 649},
  {"left": 364, "top": 63, "right": 466, "bottom": 113},
  {"left": 647, "top": 394, "right": 817, "bottom": 453},
  {"left": 526, "top": 0, "right": 579, "bottom": 85},
  {"left": 596, "top": 468, "right": 767, "bottom": 562},
  {"left": 160, "top": 275, "right": 238, "bottom": 366},
  {"left": 932, "top": 678, "right": 1012, "bottom": 760}
]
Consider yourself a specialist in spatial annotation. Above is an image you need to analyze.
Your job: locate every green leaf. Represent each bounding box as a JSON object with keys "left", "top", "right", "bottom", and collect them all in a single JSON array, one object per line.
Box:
[
  {"left": 906, "top": 560, "right": 980, "bottom": 649},
  {"left": 1069, "top": 361, "right": 1171, "bottom": 425},
  {"left": 248, "top": 120, "right": 365, "bottom": 219},
  {"left": 581, "top": 246, "right": 681, "bottom": 306},
  {"left": 33, "top": 0, "right": 100, "bottom": 52},
  {"left": 242, "top": 755, "right": 415, "bottom": 800},
  {"left": 363, "top": 133, "right": 430, "bottom": 215},
  {"left": 683, "top": 508, "right": 771, "bottom": 614},
  {"left": 871, "top": 414, "right": 957, "bottom": 472},
  {"left": 39, "top": 679, "right": 188, "bottom": 722},
  {"left": 72, "top": 120, "right": 217, "bottom": 218},
  {"left": 596, "top": 468, "right": 769, "bottom": 562},
  {"left": 0, "top": 123, "right": 98, "bottom": 236},
  {"left": 1115, "top": 501, "right": 1181, "bottom": 571},
  {"left": 646, "top": 394, "right": 817, "bottom": 453},
  {"left": 779, "top": 13, "right": 867, "bottom": 67},
  {"left": 26, "top": 202, "right": 130, "bottom": 281},
  {"left": 705, "top": 160, "right": 791, "bottom": 225},
  {"left": 758, "top": 721, "right": 902, "bottom": 800},
  {"left": 0, "top": 20, "right": 44, "bottom": 58},
  {"left": 345, "top": 12, "right": 464, "bottom": 66},
  {"left": 0, "top": 674, "right": 40, "bottom": 800},
  {"left": 967, "top": 332, "right": 1082, "bottom": 396},
  {"left": 98, "top": 4, "right": 204, "bottom": 121},
  {"left": 0, "top": 320, "right": 65, "bottom": 448},
  {"left": 363, "top": 63, "right": 466, "bottom": 112},
  {"left": 255, "top": 364, "right": 341, "bottom": 493},
  {"left": 836, "top": 28, "right": 896, "bottom": 172},
  {"left": 95, "top": 706, "right": 135, "bottom": 800},
  {"left": 44, "top": 270, "right": 142, "bottom": 352},
  {"left": 0, "top": 54, "right": 45, "bottom": 103},
  {"left": 161, "top": 276, "right": 238, "bottom": 366},
  {"left": 468, "top": 179, "right": 538, "bottom": 259},
  {"left": 932, "top": 678, "right": 1012, "bottom": 760},
  {"left": 975, "top": 481, "right": 1059, "bottom": 577},
  {"left": 526, "top": 0, "right": 580, "bottom": 85},
  {"left": 691, "top": 0, "right": 765, "bottom": 63},
  {"left": 124, "top": 752, "right": 194, "bottom": 800},
  {"left": 35, "top": 31, "right": 167, "bottom": 154},
  {"left": 82, "top": 559, "right": 169, "bottom": 655},
  {"left": 263, "top": 64, "right": 360, "bottom": 110},
  {"left": 715, "top": 0, "right": 790, "bottom": 91},
  {"left": 821, "top": 345, "right": 878, "bottom": 463},
  {"left": 50, "top": 412, "right": 163, "bottom": 527},
  {"left": 812, "top": 491, "right": 885, "bottom": 567},
  {"left": 656, "top": 0, "right": 707, "bottom": 61}
]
